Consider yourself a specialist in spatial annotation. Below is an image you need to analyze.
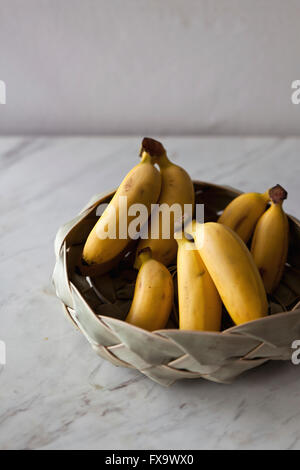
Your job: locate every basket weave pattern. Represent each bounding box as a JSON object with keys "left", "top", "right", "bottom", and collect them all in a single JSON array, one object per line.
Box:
[{"left": 53, "top": 182, "right": 300, "bottom": 386}]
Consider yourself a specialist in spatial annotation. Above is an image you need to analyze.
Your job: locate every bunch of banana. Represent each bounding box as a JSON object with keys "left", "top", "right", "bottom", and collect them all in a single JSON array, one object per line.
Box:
[
  {"left": 80, "top": 136, "right": 292, "bottom": 333},
  {"left": 177, "top": 235, "right": 222, "bottom": 331},
  {"left": 82, "top": 142, "right": 162, "bottom": 271},
  {"left": 218, "top": 189, "right": 270, "bottom": 243},
  {"left": 251, "top": 185, "right": 288, "bottom": 293},
  {"left": 135, "top": 138, "right": 194, "bottom": 268},
  {"left": 186, "top": 221, "right": 268, "bottom": 325},
  {"left": 126, "top": 248, "right": 174, "bottom": 331}
]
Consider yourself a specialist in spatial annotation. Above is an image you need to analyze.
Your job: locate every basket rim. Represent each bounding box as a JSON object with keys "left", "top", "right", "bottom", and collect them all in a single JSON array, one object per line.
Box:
[
  {"left": 58, "top": 180, "right": 300, "bottom": 339},
  {"left": 53, "top": 180, "right": 300, "bottom": 386},
  {"left": 72, "top": 287, "right": 300, "bottom": 339},
  {"left": 79, "top": 179, "right": 300, "bottom": 225},
  {"left": 54, "top": 180, "right": 300, "bottom": 259}
]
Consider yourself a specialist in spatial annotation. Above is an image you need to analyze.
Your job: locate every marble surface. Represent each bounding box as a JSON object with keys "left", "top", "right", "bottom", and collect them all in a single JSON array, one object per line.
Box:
[{"left": 0, "top": 136, "right": 300, "bottom": 450}]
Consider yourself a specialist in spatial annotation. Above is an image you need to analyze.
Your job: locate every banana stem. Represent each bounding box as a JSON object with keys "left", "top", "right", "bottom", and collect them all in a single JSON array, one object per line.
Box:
[
  {"left": 184, "top": 220, "right": 197, "bottom": 238},
  {"left": 139, "top": 137, "right": 166, "bottom": 164},
  {"left": 140, "top": 152, "right": 153, "bottom": 164},
  {"left": 135, "top": 247, "right": 152, "bottom": 269},
  {"left": 155, "top": 153, "right": 172, "bottom": 169},
  {"left": 262, "top": 190, "right": 271, "bottom": 203}
]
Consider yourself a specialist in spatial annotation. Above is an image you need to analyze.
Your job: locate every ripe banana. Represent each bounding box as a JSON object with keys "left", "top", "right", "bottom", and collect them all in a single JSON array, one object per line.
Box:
[
  {"left": 82, "top": 142, "right": 162, "bottom": 267},
  {"left": 187, "top": 221, "right": 268, "bottom": 325},
  {"left": 177, "top": 236, "right": 222, "bottom": 331},
  {"left": 218, "top": 189, "right": 270, "bottom": 243},
  {"left": 126, "top": 248, "right": 174, "bottom": 331},
  {"left": 135, "top": 138, "right": 195, "bottom": 268},
  {"left": 251, "top": 185, "right": 288, "bottom": 293}
]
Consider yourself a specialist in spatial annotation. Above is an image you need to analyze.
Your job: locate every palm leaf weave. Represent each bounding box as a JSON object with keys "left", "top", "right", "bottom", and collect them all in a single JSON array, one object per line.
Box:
[{"left": 52, "top": 182, "right": 300, "bottom": 386}]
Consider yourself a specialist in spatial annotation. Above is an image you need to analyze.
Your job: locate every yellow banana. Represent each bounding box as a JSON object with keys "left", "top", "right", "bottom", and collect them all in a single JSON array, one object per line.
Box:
[
  {"left": 218, "top": 189, "right": 270, "bottom": 243},
  {"left": 135, "top": 138, "right": 195, "bottom": 268},
  {"left": 82, "top": 142, "right": 161, "bottom": 267},
  {"left": 177, "top": 236, "right": 222, "bottom": 331},
  {"left": 187, "top": 221, "right": 268, "bottom": 325},
  {"left": 126, "top": 248, "right": 174, "bottom": 331},
  {"left": 251, "top": 185, "right": 288, "bottom": 293}
]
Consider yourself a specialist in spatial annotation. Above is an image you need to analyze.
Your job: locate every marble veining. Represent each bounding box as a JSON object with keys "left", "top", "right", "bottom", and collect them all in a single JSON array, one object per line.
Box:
[{"left": 0, "top": 136, "right": 300, "bottom": 450}]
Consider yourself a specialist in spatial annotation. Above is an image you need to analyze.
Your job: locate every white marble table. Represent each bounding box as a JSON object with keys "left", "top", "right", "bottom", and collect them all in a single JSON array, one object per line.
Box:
[{"left": 1, "top": 136, "right": 300, "bottom": 450}]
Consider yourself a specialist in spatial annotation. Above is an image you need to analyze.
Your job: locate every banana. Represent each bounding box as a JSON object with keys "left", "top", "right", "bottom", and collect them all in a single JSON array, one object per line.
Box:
[
  {"left": 218, "top": 189, "right": 270, "bottom": 243},
  {"left": 176, "top": 236, "right": 222, "bottom": 331},
  {"left": 187, "top": 221, "right": 268, "bottom": 325},
  {"left": 126, "top": 248, "right": 174, "bottom": 331},
  {"left": 135, "top": 138, "right": 195, "bottom": 268},
  {"left": 82, "top": 142, "right": 162, "bottom": 268},
  {"left": 251, "top": 185, "right": 288, "bottom": 293}
]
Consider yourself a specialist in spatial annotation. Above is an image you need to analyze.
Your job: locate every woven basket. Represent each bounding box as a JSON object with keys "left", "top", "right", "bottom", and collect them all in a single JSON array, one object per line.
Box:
[{"left": 52, "top": 181, "right": 300, "bottom": 386}]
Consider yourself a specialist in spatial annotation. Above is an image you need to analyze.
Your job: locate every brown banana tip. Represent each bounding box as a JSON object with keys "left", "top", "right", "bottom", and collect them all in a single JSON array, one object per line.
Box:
[
  {"left": 269, "top": 184, "right": 288, "bottom": 204},
  {"left": 139, "top": 137, "right": 166, "bottom": 158}
]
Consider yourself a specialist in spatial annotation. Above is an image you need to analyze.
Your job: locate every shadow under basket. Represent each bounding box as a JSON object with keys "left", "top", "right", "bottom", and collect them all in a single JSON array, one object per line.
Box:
[{"left": 52, "top": 181, "right": 300, "bottom": 386}]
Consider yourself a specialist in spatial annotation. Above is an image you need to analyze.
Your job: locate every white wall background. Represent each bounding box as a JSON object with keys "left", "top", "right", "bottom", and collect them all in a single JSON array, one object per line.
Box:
[{"left": 0, "top": 0, "right": 300, "bottom": 135}]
